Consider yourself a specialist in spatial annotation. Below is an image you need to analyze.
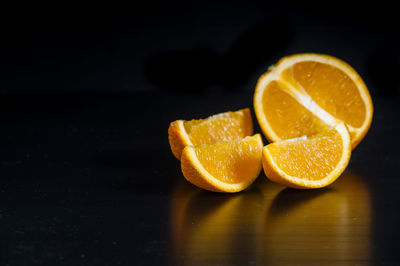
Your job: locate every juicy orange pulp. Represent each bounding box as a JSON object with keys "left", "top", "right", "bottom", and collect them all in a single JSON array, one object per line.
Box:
[
  {"left": 267, "top": 130, "right": 342, "bottom": 181},
  {"left": 261, "top": 80, "right": 328, "bottom": 140},
  {"left": 181, "top": 134, "right": 263, "bottom": 192},
  {"left": 168, "top": 108, "right": 253, "bottom": 160},
  {"left": 262, "top": 123, "right": 351, "bottom": 189},
  {"left": 282, "top": 61, "right": 366, "bottom": 128},
  {"left": 193, "top": 136, "right": 263, "bottom": 184},
  {"left": 184, "top": 109, "right": 253, "bottom": 146},
  {"left": 254, "top": 54, "right": 373, "bottom": 149}
]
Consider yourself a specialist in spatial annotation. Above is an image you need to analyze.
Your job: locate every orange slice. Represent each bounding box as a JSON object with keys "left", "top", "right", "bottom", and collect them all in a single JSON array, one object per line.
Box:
[
  {"left": 181, "top": 134, "right": 263, "bottom": 193},
  {"left": 262, "top": 123, "right": 351, "bottom": 189},
  {"left": 254, "top": 53, "right": 373, "bottom": 149},
  {"left": 168, "top": 108, "right": 253, "bottom": 159}
]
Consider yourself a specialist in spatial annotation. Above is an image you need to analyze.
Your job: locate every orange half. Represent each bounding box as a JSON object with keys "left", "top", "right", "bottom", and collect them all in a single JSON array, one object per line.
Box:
[{"left": 254, "top": 53, "right": 373, "bottom": 149}]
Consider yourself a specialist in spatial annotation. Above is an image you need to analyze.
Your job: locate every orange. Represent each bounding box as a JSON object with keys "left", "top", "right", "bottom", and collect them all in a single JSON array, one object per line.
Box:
[
  {"left": 168, "top": 108, "right": 253, "bottom": 160},
  {"left": 181, "top": 134, "right": 263, "bottom": 193},
  {"left": 262, "top": 123, "right": 351, "bottom": 189},
  {"left": 254, "top": 53, "right": 373, "bottom": 149}
]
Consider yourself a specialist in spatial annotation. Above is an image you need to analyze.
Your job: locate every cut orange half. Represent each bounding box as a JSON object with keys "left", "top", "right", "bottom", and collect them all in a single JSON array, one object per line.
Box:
[
  {"left": 254, "top": 53, "right": 373, "bottom": 149},
  {"left": 262, "top": 123, "right": 351, "bottom": 189},
  {"left": 181, "top": 134, "right": 263, "bottom": 193},
  {"left": 168, "top": 108, "right": 253, "bottom": 159}
]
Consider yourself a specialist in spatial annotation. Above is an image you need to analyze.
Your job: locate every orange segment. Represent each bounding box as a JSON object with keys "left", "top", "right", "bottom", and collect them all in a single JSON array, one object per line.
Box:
[
  {"left": 262, "top": 123, "right": 351, "bottom": 189},
  {"left": 184, "top": 109, "right": 253, "bottom": 146},
  {"left": 168, "top": 108, "right": 253, "bottom": 159},
  {"left": 254, "top": 53, "right": 373, "bottom": 149},
  {"left": 181, "top": 134, "right": 263, "bottom": 192}
]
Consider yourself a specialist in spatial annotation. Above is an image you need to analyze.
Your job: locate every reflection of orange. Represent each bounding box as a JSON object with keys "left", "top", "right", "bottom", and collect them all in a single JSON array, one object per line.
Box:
[
  {"left": 170, "top": 179, "right": 201, "bottom": 264},
  {"left": 263, "top": 171, "right": 371, "bottom": 264},
  {"left": 170, "top": 172, "right": 371, "bottom": 264},
  {"left": 170, "top": 178, "right": 280, "bottom": 265}
]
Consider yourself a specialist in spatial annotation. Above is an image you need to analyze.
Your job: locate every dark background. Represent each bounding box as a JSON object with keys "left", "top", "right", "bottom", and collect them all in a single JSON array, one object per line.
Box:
[{"left": 1, "top": 1, "right": 400, "bottom": 265}]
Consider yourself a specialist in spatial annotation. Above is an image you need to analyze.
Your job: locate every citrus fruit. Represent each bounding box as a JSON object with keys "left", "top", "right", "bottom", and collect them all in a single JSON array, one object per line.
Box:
[
  {"left": 262, "top": 123, "right": 351, "bottom": 189},
  {"left": 181, "top": 134, "right": 263, "bottom": 192},
  {"left": 254, "top": 53, "right": 373, "bottom": 149},
  {"left": 168, "top": 108, "right": 253, "bottom": 160}
]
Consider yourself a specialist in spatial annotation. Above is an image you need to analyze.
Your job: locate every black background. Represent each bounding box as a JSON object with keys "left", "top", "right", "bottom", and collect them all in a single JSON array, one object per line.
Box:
[{"left": 1, "top": 1, "right": 400, "bottom": 265}]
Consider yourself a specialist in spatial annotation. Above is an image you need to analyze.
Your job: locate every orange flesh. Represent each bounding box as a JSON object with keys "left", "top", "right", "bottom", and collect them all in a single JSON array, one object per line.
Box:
[
  {"left": 266, "top": 128, "right": 342, "bottom": 181},
  {"left": 262, "top": 81, "right": 328, "bottom": 140},
  {"left": 284, "top": 61, "right": 366, "bottom": 128},
  {"left": 184, "top": 111, "right": 252, "bottom": 146},
  {"left": 194, "top": 138, "right": 262, "bottom": 184}
]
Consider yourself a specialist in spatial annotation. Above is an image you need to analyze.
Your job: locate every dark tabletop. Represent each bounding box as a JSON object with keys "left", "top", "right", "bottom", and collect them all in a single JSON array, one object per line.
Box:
[{"left": 1, "top": 1, "right": 400, "bottom": 265}]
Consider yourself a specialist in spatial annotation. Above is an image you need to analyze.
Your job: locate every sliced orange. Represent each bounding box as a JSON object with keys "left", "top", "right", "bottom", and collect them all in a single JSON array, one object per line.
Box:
[
  {"left": 168, "top": 108, "right": 253, "bottom": 159},
  {"left": 254, "top": 53, "right": 373, "bottom": 149},
  {"left": 181, "top": 134, "right": 263, "bottom": 193},
  {"left": 262, "top": 123, "right": 351, "bottom": 189}
]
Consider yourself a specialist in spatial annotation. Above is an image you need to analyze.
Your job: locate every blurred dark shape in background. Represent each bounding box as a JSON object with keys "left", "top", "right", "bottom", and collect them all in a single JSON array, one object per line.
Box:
[
  {"left": 0, "top": 1, "right": 399, "bottom": 96},
  {"left": 218, "top": 19, "right": 292, "bottom": 89},
  {"left": 146, "top": 19, "right": 292, "bottom": 91}
]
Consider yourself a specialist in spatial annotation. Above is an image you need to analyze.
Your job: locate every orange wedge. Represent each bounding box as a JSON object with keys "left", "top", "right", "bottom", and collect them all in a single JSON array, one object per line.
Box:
[
  {"left": 181, "top": 134, "right": 263, "bottom": 193},
  {"left": 254, "top": 53, "right": 373, "bottom": 149},
  {"left": 262, "top": 123, "right": 351, "bottom": 189},
  {"left": 168, "top": 108, "right": 253, "bottom": 159}
]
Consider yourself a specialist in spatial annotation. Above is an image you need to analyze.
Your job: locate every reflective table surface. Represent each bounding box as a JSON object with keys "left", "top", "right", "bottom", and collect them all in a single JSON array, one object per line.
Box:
[
  {"left": 171, "top": 171, "right": 371, "bottom": 265},
  {"left": 1, "top": 91, "right": 399, "bottom": 265}
]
